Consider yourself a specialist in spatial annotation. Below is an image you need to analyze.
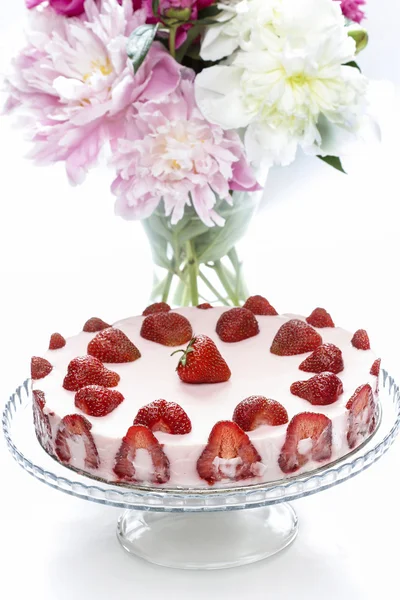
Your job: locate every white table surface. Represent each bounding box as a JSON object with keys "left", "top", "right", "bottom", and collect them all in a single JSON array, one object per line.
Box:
[{"left": 1, "top": 1, "right": 400, "bottom": 599}]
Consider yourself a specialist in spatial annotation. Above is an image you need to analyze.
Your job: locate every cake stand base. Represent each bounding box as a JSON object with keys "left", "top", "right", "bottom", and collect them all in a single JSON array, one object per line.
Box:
[{"left": 116, "top": 503, "right": 298, "bottom": 570}]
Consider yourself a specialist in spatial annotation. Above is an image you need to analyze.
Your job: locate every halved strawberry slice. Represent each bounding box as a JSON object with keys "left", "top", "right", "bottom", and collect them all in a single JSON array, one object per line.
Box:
[
  {"left": 299, "top": 343, "right": 344, "bottom": 374},
  {"left": 278, "top": 413, "right": 332, "bottom": 474},
  {"left": 75, "top": 385, "right": 124, "bottom": 417},
  {"left": 270, "top": 319, "right": 322, "bottom": 356},
  {"left": 306, "top": 308, "right": 335, "bottom": 328},
  {"left": 196, "top": 421, "right": 261, "bottom": 485},
  {"left": 31, "top": 357, "right": 53, "bottom": 380},
  {"left": 346, "top": 384, "right": 376, "bottom": 449},
  {"left": 32, "top": 390, "right": 53, "bottom": 454},
  {"left": 370, "top": 358, "right": 381, "bottom": 377},
  {"left": 83, "top": 317, "right": 111, "bottom": 333},
  {"left": 290, "top": 372, "right": 343, "bottom": 405},
  {"left": 197, "top": 303, "right": 213, "bottom": 310},
  {"left": 133, "top": 399, "right": 192, "bottom": 435},
  {"left": 63, "top": 355, "right": 120, "bottom": 391},
  {"left": 113, "top": 425, "right": 170, "bottom": 484},
  {"left": 233, "top": 396, "right": 288, "bottom": 431},
  {"left": 55, "top": 414, "right": 99, "bottom": 469},
  {"left": 49, "top": 333, "right": 66, "bottom": 350},
  {"left": 88, "top": 328, "right": 141, "bottom": 363},
  {"left": 175, "top": 335, "right": 231, "bottom": 384},
  {"left": 216, "top": 307, "right": 259, "bottom": 343},
  {"left": 142, "top": 302, "right": 171, "bottom": 316},
  {"left": 351, "top": 329, "right": 370, "bottom": 350},
  {"left": 140, "top": 312, "right": 193, "bottom": 347},
  {"left": 243, "top": 295, "right": 278, "bottom": 316},
  {"left": 370, "top": 358, "right": 381, "bottom": 393}
]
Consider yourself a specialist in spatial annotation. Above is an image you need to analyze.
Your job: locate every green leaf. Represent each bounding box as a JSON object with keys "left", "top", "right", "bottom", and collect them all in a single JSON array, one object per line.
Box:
[
  {"left": 194, "top": 198, "right": 258, "bottom": 264},
  {"left": 152, "top": 0, "right": 160, "bottom": 15},
  {"left": 146, "top": 211, "right": 175, "bottom": 241},
  {"left": 344, "top": 60, "right": 361, "bottom": 72},
  {"left": 175, "top": 23, "right": 202, "bottom": 63},
  {"left": 190, "top": 16, "right": 225, "bottom": 25},
  {"left": 198, "top": 5, "right": 222, "bottom": 19},
  {"left": 142, "top": 219, "right": 170, "bottom": 270},
  {"left": 177, "top": 218, "right": 210, "bottom": 244},
  {"left": 317, "top": 155, "right": 346, "bottom": 174},
  {"left": 127, "top": 24, "right": 159, "bottom": 74},
  {"left": 347, "top": 27, "right": 369, "bottom": 54}
]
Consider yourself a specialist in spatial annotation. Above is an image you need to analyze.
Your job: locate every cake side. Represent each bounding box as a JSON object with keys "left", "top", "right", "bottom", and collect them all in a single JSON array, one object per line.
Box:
[{"left": 31, "top": 305, "right": 380, "bottom": 488}]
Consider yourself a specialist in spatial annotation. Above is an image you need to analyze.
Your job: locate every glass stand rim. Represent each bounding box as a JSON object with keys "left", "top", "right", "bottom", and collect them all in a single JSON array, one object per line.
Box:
[
  {"left": 2, "top": 368, "right": 400, "bottom": 512},
  {"left": 3, "top": 369, "right": 399, "bottom": 570}
]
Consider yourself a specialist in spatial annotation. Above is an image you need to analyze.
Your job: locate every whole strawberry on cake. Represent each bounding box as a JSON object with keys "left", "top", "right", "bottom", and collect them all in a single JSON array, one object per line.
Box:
[{"left": 31, "top": 299, "right": 380, "bottom": 488}]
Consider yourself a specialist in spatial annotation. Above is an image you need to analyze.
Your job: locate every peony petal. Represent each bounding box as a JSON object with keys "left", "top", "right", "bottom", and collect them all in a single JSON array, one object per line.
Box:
[
  {"left": 191, "top": 185, "right": 218, "bottom": 227},
  {"left": 195, "top": 66, "right": 251, "bottom": 129},
  {"left": 200, "top": 26, "right": 241, "bottom": 62},
  {"left": 230, "top": 154, "right": 262, "bottom": 191}
]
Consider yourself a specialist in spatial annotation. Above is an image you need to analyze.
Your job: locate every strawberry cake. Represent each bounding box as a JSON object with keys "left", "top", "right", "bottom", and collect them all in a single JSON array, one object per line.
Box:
[{"left": 31, "top": 299, "right": 380, "bottom": 489}]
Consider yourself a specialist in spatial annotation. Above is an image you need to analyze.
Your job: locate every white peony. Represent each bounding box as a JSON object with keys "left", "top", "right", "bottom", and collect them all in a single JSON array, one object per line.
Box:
[{"left": 196, "top": 0, "right": 371, "bottom": 167}]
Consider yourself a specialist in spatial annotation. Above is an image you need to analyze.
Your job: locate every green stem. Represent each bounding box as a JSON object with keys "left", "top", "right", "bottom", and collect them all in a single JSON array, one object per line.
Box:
[
  {"left": 169, "top": 26, "right": 177, "bottom": 58},
  {"left": 181, "top": 277, "right": 191, "bottom": 306},
  {"left": 228, "top": 247, "right": 248, "bottom": 302},
  {"left": 213, "top": 260, "right": 239, "bottom": 306},
  {"left": 162, "top": 270, "right": 174, "bottom": 303},
  {"left": 186, "top": 241, "right": 199, "bottom": 306},
  {"left": 198, "top": 270, "right": 229, "bottom": 306},
  {"left": 228, "top": 247, "right": 240, "bottom": 271}
]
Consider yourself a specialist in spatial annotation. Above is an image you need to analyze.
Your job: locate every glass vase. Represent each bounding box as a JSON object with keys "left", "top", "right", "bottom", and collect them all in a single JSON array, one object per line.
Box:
[{"left": 142, "top": 186, "right": 265, "bottom": 307}]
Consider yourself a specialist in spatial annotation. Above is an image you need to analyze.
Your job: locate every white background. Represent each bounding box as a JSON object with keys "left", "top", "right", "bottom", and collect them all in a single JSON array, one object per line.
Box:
[{"left": 0, "top": 1, "right": 400, "bottom": 599}]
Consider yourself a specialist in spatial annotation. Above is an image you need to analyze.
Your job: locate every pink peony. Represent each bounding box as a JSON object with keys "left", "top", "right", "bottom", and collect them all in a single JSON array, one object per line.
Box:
[
  {"left": 144, "top": 0, "right": 215, "bottom": 47},
  {"left": 111, "top": 75, "right": 260, "bottom": 226},
  {"left": 26, "top": 0, "right": 86, "bottom": 17},
  {"left": 337, "top": 0, "right": 365, "bottom": 23},
  {"left": 5, "top": 0, "right": 182, "bottom": 184}
]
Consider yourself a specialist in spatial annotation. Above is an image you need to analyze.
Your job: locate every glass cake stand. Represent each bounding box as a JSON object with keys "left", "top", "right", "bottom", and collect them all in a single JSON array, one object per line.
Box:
[{"left": 3, "top": 370, "right": 400, "bottom": 570}]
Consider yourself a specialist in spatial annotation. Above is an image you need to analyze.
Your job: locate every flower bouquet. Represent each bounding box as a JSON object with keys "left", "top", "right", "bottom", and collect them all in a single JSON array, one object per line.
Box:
[{"left": 4, "top": 0, "right": 373, "bottom": 306}]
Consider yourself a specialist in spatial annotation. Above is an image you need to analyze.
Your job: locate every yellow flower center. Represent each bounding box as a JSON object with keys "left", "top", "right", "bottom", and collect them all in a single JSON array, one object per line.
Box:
[
  {"left": 83, "top": 58, "right": 113, "bottom": 83},
  {"left": 286, "top": 72, "right": 309, "bottom": 87}
]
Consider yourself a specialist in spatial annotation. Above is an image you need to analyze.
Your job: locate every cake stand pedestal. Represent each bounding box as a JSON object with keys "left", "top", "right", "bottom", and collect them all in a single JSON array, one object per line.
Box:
[
  {"left": 117, "top": 504, "right": 298, "bottom": 569},
  {"left": 3, "top": 370, "right": 399, "bottom": 570}
]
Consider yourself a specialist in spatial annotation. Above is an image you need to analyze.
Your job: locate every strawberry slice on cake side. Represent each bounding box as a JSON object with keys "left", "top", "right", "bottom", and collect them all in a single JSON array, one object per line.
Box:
[
  {"left": 197, "top": 421, "right": 262, "bottom": 485},
  {"left": 113, "top": 425, "right": 170, "bottom": 485},
  {"left": 32, "top": 390, "right": 53, "bottom": 454},
  {"left": 346, "top": 384, "right": 377, "bottom": 450},
  {"left": 278, "top": 413, "right": 333, "bottom": 474},
  {"left": 55, "top": 414, "right": 100, "bottom": 470}
]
